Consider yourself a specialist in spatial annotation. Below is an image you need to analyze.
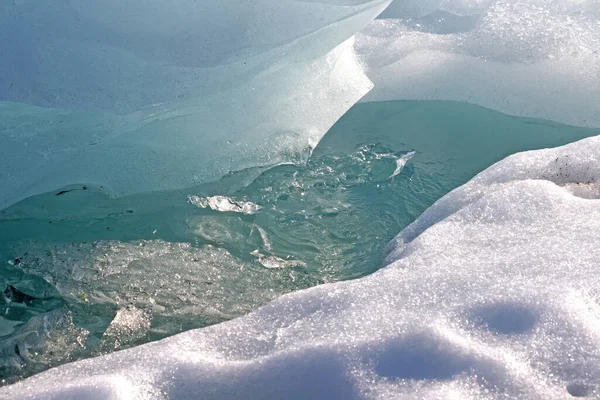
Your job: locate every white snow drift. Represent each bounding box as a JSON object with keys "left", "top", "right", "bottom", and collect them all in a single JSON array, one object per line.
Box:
[
  {"left": 2, "top": 1, "right": 600, "bottom": 398},
  {"left": 4, "top": 135, "right": 600, "bottom": 399},
  {"left": 358, "top": 0, "right": 600, "bottom": 127}
]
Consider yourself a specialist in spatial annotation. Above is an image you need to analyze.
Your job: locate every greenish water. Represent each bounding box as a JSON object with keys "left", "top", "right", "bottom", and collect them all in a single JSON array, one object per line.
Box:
[{"left": 0, "top": 100, "right": 596, "bottom": 383}]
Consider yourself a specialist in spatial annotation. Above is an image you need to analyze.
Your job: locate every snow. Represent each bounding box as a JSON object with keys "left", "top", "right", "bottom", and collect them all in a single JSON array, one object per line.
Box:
[
  {"left": 2, "top": 0, "right": 600, "bottom": 397},
  {"left": 358, "top": 0, "right": 600, "bottom": 127},
  {"left": 4, "top": 135, "right": 600, "bottom": 399},
  {"left": 2, "top": 0, "right": 599, "bottom": 211}
]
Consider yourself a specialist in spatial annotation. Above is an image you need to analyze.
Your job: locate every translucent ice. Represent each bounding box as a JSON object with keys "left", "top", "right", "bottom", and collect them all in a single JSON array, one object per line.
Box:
[
  {"left": 389, "top": 150, "right": 415, "bottom": 178},
  {"left": 3, "top": 0, "right": 600, "bottom": 397},
  {"left": 0, "top": 0, "right": 391, "bottom": 211},
  {"left": 188, "top": 195, "right": 263, "bottom": 215},
  {"left": 4, "top": 135, "right": 600, "bottom": 399}
]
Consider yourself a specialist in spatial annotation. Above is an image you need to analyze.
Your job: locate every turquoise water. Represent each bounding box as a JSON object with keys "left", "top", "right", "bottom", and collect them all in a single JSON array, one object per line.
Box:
[{"left": 0, "top": 100, "right": 596, "bottom": 382}]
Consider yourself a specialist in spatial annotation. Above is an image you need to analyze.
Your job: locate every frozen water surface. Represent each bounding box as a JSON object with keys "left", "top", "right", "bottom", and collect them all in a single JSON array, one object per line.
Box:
[
  {"left": 1, "top": 0, "right": 600, "bottom": 398},
  {"left": 0, "top": 0, "right": 392, "bottom": 210}
]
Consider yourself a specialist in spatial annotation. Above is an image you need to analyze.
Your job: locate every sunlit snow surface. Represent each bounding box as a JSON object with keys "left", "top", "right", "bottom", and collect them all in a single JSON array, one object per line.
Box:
[
  {"left": 360, "top": 0, "right": 600, "bottom": 127},
  {"left": 3, "top": 132, "right": 600, "bottom": 399},
  {"left": 2, "top": 0, "right": 600, "bottom": 397}
]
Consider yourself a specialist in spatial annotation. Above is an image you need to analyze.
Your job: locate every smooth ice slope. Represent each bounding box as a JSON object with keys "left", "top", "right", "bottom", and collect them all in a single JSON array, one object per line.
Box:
[
  {"left": 358, "top": 0, "right": 600, "bottom": 127},
  {"left": 4, "top": 136, "right": 600, "bottom": 398},
  {"left": 0, "top": 0, "right": 391, "bottom": 211}
]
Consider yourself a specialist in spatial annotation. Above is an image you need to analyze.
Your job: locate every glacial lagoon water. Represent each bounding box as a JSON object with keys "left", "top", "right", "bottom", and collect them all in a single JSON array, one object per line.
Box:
[{"left": 0, "top": 100, "right": 596, "bottom": 383}]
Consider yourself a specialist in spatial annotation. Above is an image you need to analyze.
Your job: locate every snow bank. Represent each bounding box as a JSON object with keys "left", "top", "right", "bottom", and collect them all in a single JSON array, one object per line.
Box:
[
  {"left": 358, "top": 0, "right": 600, "bottom": 127},
  {"left": 4, "top": 135, "right": 600, "bottom": 399},
  {"left": 0, "top": 0, "right": 391, "bottom": 210}
]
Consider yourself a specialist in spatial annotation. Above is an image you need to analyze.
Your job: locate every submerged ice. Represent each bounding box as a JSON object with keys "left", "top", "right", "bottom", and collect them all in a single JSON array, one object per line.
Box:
[
  {"left": 2, "top": 0, "right": 600, "bottom": 397},
  {"left": 0, "top": 100, "right": 597, "bottom": 387},
  {"left": 4, "top": 131, "right": 600, "bottom": 400}
]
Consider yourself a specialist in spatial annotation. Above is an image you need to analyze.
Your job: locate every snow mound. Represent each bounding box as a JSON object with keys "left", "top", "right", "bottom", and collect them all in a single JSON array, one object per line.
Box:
[
  {"left": 358, "top": 0, "right": 600, "bottom": 127},
  {"left": 0, "top": 0, "right": 391, "bottom": 211},
  {"left": 4, "top": 136, "right": 600, "bottom": 398}
]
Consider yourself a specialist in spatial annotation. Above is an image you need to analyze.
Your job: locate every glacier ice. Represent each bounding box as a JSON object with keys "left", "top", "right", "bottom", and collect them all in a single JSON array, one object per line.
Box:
[
  {"left": 2, "top": 0, "right": 599, "bottom": 212},
  {"left": 358, "top": 0, "right": 600, "bottom": 127},
  {"left": 4, "top": 135, "right": 600, "bottom": 398},
  {"left": 2, "top": 0, "right": 600, "bottom": 397},
  {"left": 0, "top": 0, "right": 392, "bottom": 211}
]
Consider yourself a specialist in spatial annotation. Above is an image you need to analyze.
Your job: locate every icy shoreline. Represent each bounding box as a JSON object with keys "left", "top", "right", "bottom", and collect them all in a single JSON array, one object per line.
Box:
[
  {"left": 2, "top": 0, "right": 600, "bottom": 397},
  {"left": 3, "top": 135, "right": 600, "bottom": 399}
]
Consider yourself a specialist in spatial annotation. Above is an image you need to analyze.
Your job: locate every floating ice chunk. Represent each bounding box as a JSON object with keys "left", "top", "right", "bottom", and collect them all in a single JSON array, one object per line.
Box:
[
  {"left": 252, "top": 225, "right": 273, "bottom": 251},
  {"left": 188, "top": 195, "right": 263, "bottom": 215},
  {"left": 389, "top": 151, "right": 415, "bottom": 178},
  {"left": 250, "top": 250, "right": 307, "bottom": 269},
  {"left": 98, "top": 307, "right": 151, "bottom": 352}
]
